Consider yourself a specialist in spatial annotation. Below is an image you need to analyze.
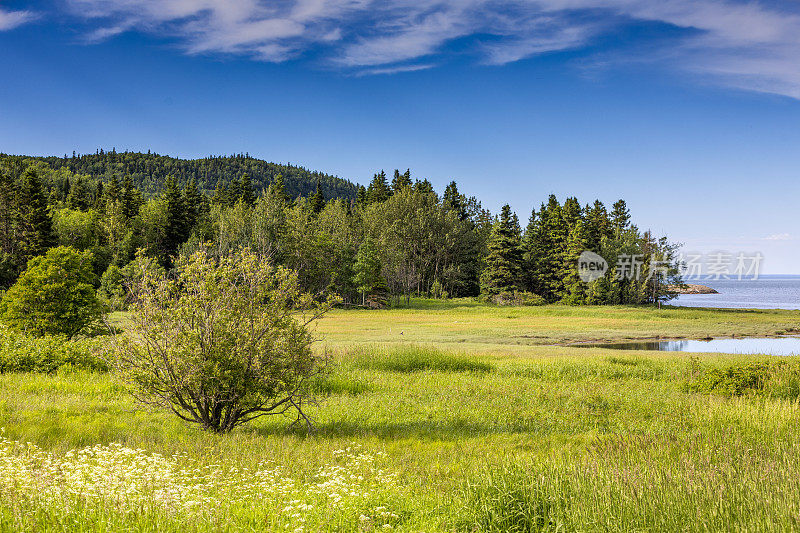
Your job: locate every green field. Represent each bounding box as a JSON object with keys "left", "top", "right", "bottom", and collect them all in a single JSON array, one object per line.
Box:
[{"left": 2, "top": 302, "right": 800, "bottom": 531}]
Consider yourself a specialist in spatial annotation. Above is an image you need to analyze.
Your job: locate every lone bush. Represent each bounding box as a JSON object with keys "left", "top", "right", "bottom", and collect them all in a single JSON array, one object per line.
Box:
[
  {"left": 109, "top": 247, "right": 332, "bottom": 433},
  {"left": 0, "top": 246, "right": 102, "bottom": 338}
]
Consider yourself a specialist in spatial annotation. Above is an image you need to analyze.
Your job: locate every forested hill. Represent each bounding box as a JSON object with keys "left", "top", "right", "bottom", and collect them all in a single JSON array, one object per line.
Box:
[{"left": 1, "top": 151, "right": 358, "bottom": 200}]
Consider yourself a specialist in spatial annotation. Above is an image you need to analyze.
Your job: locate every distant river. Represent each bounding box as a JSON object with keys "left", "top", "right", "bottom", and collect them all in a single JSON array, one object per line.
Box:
[{"left": 671, "top": 276, "right": 800, "bottom": 310}]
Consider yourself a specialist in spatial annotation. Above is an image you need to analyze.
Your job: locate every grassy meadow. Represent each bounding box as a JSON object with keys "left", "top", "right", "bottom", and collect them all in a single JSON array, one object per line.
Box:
[{"left": 2, "top": 301, "right": 800, "bottom": 531}]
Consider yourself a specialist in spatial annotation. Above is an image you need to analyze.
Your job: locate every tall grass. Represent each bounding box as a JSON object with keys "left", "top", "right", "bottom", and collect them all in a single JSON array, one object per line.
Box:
[
  {"left": 3, "top": 302, "right": 800, "bottom": 530},
  {"left": 463, "top": 429, "right": 800, "bottom": 532},
  {"left": 349, "top": 344, "right": 494, "bottom": 373}
]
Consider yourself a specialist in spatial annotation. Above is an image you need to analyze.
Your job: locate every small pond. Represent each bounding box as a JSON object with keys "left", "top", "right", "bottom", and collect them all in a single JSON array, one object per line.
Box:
[{"left": 573, "top": 337, "right": 800, "bottom": 356}]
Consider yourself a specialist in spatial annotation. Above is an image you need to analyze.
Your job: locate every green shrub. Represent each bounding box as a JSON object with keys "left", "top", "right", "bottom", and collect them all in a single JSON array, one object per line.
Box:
[
  {"left": 0, "top": 325, "right": 107, "bottom": 373},
  {"left": 0, "top": 246, "right": 103, "bottom": 338},
  {"left": 352, "top": 344, "right": 494, "bottom": 373},
  {"left": 685, "top": 358, "right": 800, "bottom": 399}
]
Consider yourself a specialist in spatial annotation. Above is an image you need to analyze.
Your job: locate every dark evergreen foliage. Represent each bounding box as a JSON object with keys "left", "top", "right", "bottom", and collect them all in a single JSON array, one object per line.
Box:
[
  {"left": 1, "top": 151, "right": 357, "bottom": 200},
  {"left": 0, "top": 152, "right": 681, "bottom": 305}
]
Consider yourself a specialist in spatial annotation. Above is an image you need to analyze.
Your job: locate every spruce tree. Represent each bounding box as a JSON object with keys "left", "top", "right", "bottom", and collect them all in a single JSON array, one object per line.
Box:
[
  {"left": 585, "top": 200, "right": 611, "bottom": 251},
  {"left": 309, "top": 180, "right": 325, "bottom": 214},
  {"left": 366, "top": 171, "right": 390, "bottom": 204},
  {"left": 163, "top": 175, "right": 187, "bottom": 266},
  {"left": 443, "top": 181, "right": 468, "bottom": 220},
  {"left": 355, "top": 185, "right": 367, "bottom": 207},
  {"left": 184, "top": 176, "right": 203, "bottom": 232},
  {"left": 121, "top": 175, "right": 142, "bottom": 219},
  {"left": 610, "top": 199, "right": 631, "bottom": 235},
  {"left": 0, "top": 163, "right": 17, "bottom": 287},
  {"left": 240, "top": 174, "right": 256, "bottom": 206},
  {"left": 532, "top": 195, "right": 569, "bottom": 301},
  {"left": 270, "top": 173, "right": 291, "bottom": 205},
  {"left": 562, "top": 218, "right": 589, "bottom": 304},
  {"left": 391, "top": 169, "right": 412, "bottom": 192},
  {"left": 94, "top": 181, "right": 105, "bottom": 210},
  {"left": 521, "top": 208, "right": 540, "bottom": 294},
  {"left": 413, "top": 179, "right": 436, "bottom": 197},
  {"left": 106, "top": 174, "right": 121, "bottom": 204},
  {"left": 0, "top": 163, "right": 15, "bottom": 256},
  {"left": 480, "top": 204, "right": 523, "bottom": 297},
  {"left": 15, "top": 168, "right": 54, "bottom": 261},
  {"left": 66, "top": 177, "right": 91, "bottom": 210}
]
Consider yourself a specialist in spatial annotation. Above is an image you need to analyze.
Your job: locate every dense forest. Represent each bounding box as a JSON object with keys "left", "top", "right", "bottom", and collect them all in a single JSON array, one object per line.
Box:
[
  {"left": 1, "top": 151, "right": 358, "bottom": 199},
  {"left": 0, "top": 152, "right": 681, "bottom": 306}
]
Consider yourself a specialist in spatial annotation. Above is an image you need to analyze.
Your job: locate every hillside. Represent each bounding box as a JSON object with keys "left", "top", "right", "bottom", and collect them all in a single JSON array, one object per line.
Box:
[{"left": 1, "top": 151, "right": 359, "bottom": 200}]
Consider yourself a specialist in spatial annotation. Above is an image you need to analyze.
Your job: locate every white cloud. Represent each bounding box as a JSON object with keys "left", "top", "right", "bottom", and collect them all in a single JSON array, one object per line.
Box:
[
  {"left": 764, "top": 233, "right": 793, "bottom": 241},
  {"left": 356, "top": 63, "right": 437, "bottom": 76},
  {"left": 0, "top": 7, "right": 37, "bottom": 31},
  {"left": 60, "top": 0, "right": 800, "bottom": 97}
]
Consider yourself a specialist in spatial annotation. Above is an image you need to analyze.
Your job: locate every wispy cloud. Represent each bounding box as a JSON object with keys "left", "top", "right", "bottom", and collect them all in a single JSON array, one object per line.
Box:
[
  {"left": 764, "top": 233, "right": 793, "bottom": 241},
  {"left": 356, "top": 63, "right": 437, "bottom": 76},
  {"left": 0, "top": 7, "right": 37, "bottom": 31},
  {"left": 58, "top": 0, "right": 800, "bottom": 97}
]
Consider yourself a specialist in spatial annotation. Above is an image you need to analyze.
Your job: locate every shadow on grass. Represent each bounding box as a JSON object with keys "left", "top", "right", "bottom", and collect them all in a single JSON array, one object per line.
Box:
[{"left": 243, "top": 413, "right": 609, "bottom": 440}]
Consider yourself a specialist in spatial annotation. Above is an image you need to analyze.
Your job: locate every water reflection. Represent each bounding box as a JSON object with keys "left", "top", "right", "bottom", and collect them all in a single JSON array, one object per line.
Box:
[{"left": 575, "top": 337, "right": 800, "bottom": 356}]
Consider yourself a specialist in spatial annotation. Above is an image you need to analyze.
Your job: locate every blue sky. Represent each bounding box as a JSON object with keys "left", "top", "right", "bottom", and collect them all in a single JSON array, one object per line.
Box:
[{"left": 2, "top": 0, "right": 800, "bottom": 273}]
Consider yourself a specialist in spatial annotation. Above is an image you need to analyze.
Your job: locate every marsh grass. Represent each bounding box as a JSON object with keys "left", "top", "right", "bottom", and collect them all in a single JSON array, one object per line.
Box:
[
  {"left": 463, "top": 430, "right": 800, "bottom": 532},
  {"left": 349, "top": 344, "right": 494, "bottom": 374},
  {"left": 309, "top": 374, "right": 372, "bottom": 396},
  {"left": 4, "top": 302, "right": 800, "bottom": 531}
]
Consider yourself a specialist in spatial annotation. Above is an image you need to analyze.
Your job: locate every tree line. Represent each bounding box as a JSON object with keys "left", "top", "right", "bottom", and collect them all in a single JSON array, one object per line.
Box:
[
  {"left": 0, "top": 154, "right": 681, "bottom": 306},
  {"left": 1, "top": 150, "right": 358, "bottom": 199}
]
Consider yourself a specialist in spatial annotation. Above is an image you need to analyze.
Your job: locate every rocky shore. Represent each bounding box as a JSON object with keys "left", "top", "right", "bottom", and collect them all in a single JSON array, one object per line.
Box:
[{"left": 669, "top": 284, "right": 719, "bottom": 294}]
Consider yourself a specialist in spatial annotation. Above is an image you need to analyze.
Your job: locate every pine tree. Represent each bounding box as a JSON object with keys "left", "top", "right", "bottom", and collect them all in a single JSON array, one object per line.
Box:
[
  {"left": 0, "top": 163, "right": 15, "bottom": 255},
  {"left": 585, "top": 200, "right": 611, "bottom": 251},
  {"left": 610, "top": 199, "right": 631, "bottom": 235},
  {"left": 562, "top": 197, "right": 582, "bottom": 229},
  {"left": 366, "top": 171, "right": 390, "bottom": 204},
  {"left": 212, "top": 180, "right": 226, "bottom": 206},
  {"left": 562, "top": 218, "right": 589, "bottom": 304},
  {"left": 121, "top": 175, "right": 142, "bottom": 219},
  {"left": 94, "top": 181, "right": 105, "bottom": 210},
  {"left": 480, "top": 204, "right": 523, "bottom": 297},
  {"left": 106, "top": 175, "right": 121, "bottom": 204},
  {"left": 270, "top": 173, "right": 291, "bottom": 205},
  {"left": 309, "top": 180, "right": 325, "bottom": 214},
  {"left": 239, "top": 174, "right": 256, "bottom": 206},
  {"left": 443, "top": 181, "right": 468, "bottom": 220},
  {"left": 66, "top": 177, "right": 91, "bottom": 210},
  {"left": 391, "top": 169, "right": 412, "bottom": 192},
  {"left": 355, "top": 185, "right": 367, "bottom": 207},
  {"left": 0, "top": 163, "right": 17, "bottom": 287},
  {"left": 163, "top": 175, "right": 187, "bottom": 266},
  {"left": 534, "top": 195, "right": 569, "bottom": 301},
  {"left": 521, "top": 208, "right": 540, "bottom": 294},
  {"left": 184, "top": 176, "right": 203, "bottom": 232},
  {"left": 413, "top": 179, "right": 436, "bottom": 197},
  {"left": 15, "top": 168, "right": 54, "bottom": 261}
]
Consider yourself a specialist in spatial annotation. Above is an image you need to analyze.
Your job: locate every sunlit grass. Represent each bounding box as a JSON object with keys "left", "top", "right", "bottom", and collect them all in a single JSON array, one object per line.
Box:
[{"left": 5, "top": 301, "right": 800, "bottom": 530}]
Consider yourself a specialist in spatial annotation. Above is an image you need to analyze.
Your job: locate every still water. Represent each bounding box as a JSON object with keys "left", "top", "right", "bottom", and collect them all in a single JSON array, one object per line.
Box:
[
  {"left": 671, "top": 276, "right": 800, "bottom": 310},
  {"left": 576, "top": 337, "right": 800, "bottom": 356}
]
